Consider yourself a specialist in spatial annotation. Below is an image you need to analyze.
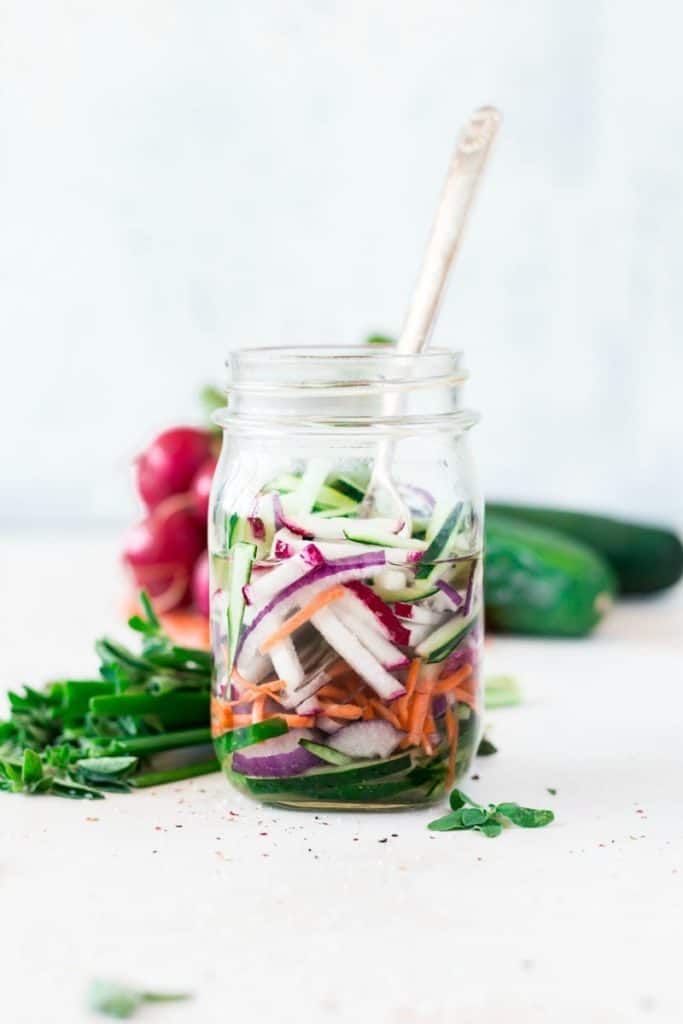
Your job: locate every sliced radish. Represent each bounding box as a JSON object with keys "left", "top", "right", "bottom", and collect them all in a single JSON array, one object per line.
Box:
[
  {"left": 271, "top": 530, "right": 421, "bottom": 566},
  {"left": 317, "top": 715, "right": 345, "bottom": 735},
  {"left": 342, "top": 581, "right": 411, "bottom": 645},
  {"left": 310, "top": 606, "right": 405, "bottom": 701},
  {"left": 296, "top": 695, "right": 322, "bottom": 716},
  {"left": 327, "top": 720, "right": 403, "bottom": 759},
  {"left": 235, "top": 550, "right": 387, "bottom": 666},
  {"left": 334, "top": 605, "right": 409, "bottom": 670},
  {"left": 231, "top": 728, "right": 321, "bottom": 777},
  {"left": 393, "top": 602, "right": 444, "bottom": 624},
  {"left": 269, "top": 637, "right": 305, "bottom": 707},
  {"left": 243, "top": 543, "right": 324, "bottom": 606}
]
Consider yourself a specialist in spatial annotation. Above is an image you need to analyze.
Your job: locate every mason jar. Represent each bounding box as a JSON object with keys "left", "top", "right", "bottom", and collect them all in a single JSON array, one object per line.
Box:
[{"left": 209, "top": 346, "right": 482, "bottom": 810}]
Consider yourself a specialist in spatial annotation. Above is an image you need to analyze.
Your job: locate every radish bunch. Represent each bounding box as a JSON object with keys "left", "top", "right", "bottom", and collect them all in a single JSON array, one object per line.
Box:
[{"left": 123, "top": 427, "right": 216, "bottom": 614}]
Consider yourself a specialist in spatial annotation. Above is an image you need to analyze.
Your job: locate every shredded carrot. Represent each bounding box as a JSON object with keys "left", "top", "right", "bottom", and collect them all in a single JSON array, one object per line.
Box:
[
  {"left": 210, "top": 696, "right": 233, "bottom": 734},
  {"left": 370, "top": 700, "right": 403, "bottom": 730},
  {"left": 445, "top": 704, "right": 456, "bottom": 743},
  {"left": 398, "top": 736, "right": 413, "bottom": 750},
  {"left": 265, "top": 713, "right": 314, "bottom": 727},
  {"left": 319, "top": 703, "right": 364, "bottom": 720},
  {"left": 362, "top": 704, "right": 375, "bottom": 720},
  {"left": 432, "top": 665, "right": 473, "bottom": 695},
  {"left": 445, "top": 705, "right": 460, "bottom": 787},
  {"left": 407, "top": 662, "right": 435, "bottom": 746},
  {"left": 405, "top": 658, "right": 421, "bottom": 700},
  {"left": 259, "top": 585, "right": 346, "bottom": 653},
  {"left": 394, "top": 696, "right": 409, "bottom": 730},
  {"left": 324, "top": 658, "right": 354, "bottom": 680},
  {"left": 421, "top": 728, "right": 434, "bottom": 757},
  {"left": 231, "top": 667, "right": 258, "bottom": 691},
  {"left": 424, "top": 713, "right": 436, "bottom": 737},
  {"left": 453, "top": 686, "right": 477, "bottom": 709},
  {"left": 317, "top": 683, "right": 349, "bottom": 701},
  {"left": 232, "top": 713, "right": 257, "bottom": 726},
  {"left": 251, "top": 694, "right": 266, "bottom": 724}
]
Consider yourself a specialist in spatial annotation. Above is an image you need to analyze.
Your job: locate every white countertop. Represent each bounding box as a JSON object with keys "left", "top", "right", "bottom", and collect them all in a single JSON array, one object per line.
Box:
[{"left": 1, "top": 534, "right": 682, "bottom": 1024}]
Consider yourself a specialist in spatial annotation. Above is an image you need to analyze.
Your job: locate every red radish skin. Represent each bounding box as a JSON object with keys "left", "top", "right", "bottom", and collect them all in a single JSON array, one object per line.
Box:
[
  {"left": 192, "top": 550, "right": 210, "bottom": 617},
  {"left": 136, "top": 427, "right": 213, "bottom": 510},
  {"left": 231, "top": 728, "right": 321, "bottom": 777},
  {"left": 123, "top": 505, "right": 205, "bottom": 612},
  {"left": 190, "top": 457, "right": 217, "bottom": 522}
]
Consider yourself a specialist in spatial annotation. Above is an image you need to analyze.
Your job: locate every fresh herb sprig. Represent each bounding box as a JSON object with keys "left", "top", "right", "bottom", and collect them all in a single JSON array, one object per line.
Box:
[
  {"left": 0, "top": 593, "right": 217, "bottom": 800},
  {"left": 428, "top": 788, "right": 554, "bottom": 837},
  {"left": 88, "top": 979, "right": 191, "bottom": 1019}
]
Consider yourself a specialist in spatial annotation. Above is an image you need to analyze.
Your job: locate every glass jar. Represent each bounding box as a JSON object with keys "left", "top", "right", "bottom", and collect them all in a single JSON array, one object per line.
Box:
[{"left": 209, "top": 346, "right": 483, "bottom": 810}]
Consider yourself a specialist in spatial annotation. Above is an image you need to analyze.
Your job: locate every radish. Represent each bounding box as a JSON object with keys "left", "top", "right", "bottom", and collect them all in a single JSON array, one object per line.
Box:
[
  {"left": 190, "top": 457, "right": 217, "bottom": 521},
  {"left": 191, "top": 550, "right": 210, "bottom": 617},
  {"left": 123, "top": 505, "right": 205, "bottom": 612},
  {"left": 136, "top": 427, "right": 213, "bottom": 510},
  {"left": 327, "top": 720, "right": 403, "bottom": 759},
  {"left": 231, "top": 728, "right": 321, "bottom": 777}
]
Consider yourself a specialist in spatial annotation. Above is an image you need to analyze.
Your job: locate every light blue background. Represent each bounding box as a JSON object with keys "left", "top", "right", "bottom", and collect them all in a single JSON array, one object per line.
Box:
[{"left": 1, "top": 1, "right": 681, "bottom": 527}]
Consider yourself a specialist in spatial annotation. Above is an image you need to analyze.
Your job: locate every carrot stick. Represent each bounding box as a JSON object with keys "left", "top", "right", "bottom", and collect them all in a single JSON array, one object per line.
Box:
[
  {"left": 370, "top": 700, "right": 403, "bottom": 730},
  {"left": 362, "top": 705, "right": 375, "bottom": 720},
  {"left": 319, "top": 703, "right": 364, "bottom": 720},
  {"left": 421, "top": 728, "right": 434, "bottom": 757},
  {"left": 432, "top": 665, "right": 473, "bottom": 695},
  {"left": 445, "top": 704, "right": 456, "bottom": 743},
  {"left": 266, "top": 713, "right": 314, "bottom": 728},
  {"left": 445, "top": 705, "right": 459, "bottom": 787},
  {"left": 231, "top": 667, "right": 258, "bottom": 691},
  {"left": 259, "top": 585, "right": 346, "bottom": 653},
  {"left": 405, "top": 658, "right": 421, "bottom": 700},
  {"left": 251, "top": 695, "right": 266, "bottom": 724},
  {"left": 317, "top": 683, "right": 349, "bottom": 701},
  {"left": 453, "top": 687, "right": 477, "bottom": 709},
  {"left": 324, "top": 658, "right": 354, "bottom": 680},
  {"left": 210, "top": 697, "right": 233, "bottom": 733},
  {"left": 394, "top": 696, "right": 409, "bottom": 730},
  {"left": 407, "top": 662, "right": 434, "bottom": 746}
]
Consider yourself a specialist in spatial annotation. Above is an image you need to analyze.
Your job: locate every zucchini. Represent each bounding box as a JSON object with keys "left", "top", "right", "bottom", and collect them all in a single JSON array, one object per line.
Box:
[
  {"left": 488, "top": 503, "right": 683, "bottom": 595},
  {"left": 485, "top": 513, "right": 616, "bottom": 637}
]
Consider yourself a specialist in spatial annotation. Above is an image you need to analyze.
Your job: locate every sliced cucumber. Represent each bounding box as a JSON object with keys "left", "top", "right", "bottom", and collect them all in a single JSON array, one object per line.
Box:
[
  {"left": 416, "top": 611, "right": 477, "bottom": 662},
  {"left": 233, "top": 750, "right": 413, "bottom": 795},
  {"left": 415, "top": 501, "right": 465, "bottom": 580},
  {"left": 371, "top": 580, "right": 439, "bottom": 603},
  {"left": 298, "top": 739, "right": 352, "bottom": 766},
  {"left": 343, "top": 523, "right": 427, "bottom": 550},
  {"left": 227, "top": 541, "right": 257, "bottom": 671},
  {"left": 214, "top": 718, "right": 289, "bottom": 758}
]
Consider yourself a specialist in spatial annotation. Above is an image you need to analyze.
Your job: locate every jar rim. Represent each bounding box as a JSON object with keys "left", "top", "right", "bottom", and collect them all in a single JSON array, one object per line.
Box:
[{"left": 217, "top": 345, "right": 477, "bottom": 437}]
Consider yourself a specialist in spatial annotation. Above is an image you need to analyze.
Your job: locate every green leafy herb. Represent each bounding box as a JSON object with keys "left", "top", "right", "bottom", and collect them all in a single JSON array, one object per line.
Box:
[
  {"left": 364, "top": 333, "right": 396, "bottom": 346},
  {"left": 495, "top": 802, "right": 555, "bottom": 828},
  {"left": 428, "top": 789, "right": 555, "bottom": 837},
  {"left": 88, "top": 979, "right": 191, "bottom": 1019},
  {"left": 0, "top": 593, "right": 218, "bottom": 801},
  {"left": 547, "top": 787, "right": 557, "bottom": 795},
  {"left": 476, "top": 736, "right": 498, "bottom": 756}
]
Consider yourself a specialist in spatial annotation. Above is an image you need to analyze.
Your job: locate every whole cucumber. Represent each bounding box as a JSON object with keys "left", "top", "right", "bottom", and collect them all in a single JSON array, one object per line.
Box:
[
  {"left": 484, "top": 514, "right": 617, "bottom": 637},
  {"left": 488, "top": 504, "right": 683, "bottom": 594}
]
